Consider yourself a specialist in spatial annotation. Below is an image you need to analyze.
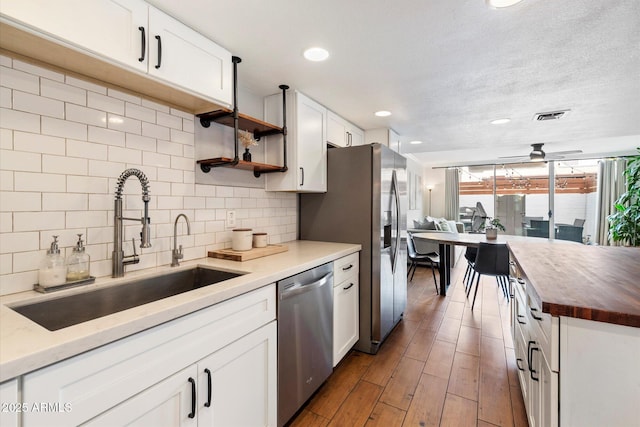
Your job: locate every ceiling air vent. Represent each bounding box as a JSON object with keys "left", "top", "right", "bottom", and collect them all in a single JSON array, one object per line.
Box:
[{"left": 534, "top": 110, "right": 570, "bottom": 121}]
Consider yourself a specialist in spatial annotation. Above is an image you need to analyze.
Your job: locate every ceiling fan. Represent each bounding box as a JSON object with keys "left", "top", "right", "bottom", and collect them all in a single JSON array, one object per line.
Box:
[{"left": 499, "top": 143, "right": 582, "bottom": 162}]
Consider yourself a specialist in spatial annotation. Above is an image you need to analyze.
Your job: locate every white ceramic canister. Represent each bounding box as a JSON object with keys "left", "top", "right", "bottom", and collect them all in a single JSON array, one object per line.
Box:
[
  {"left": 232, "top": 228, "right": 253, "bottom": 251},
  {"left": 252, "top": 232, "right": 268, "bottom": 248}
]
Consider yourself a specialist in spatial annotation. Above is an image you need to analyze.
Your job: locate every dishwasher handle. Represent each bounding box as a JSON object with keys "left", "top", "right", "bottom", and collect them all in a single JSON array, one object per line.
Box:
[{"left": 279, "top": 272, "right": 333, "bottom": 300}]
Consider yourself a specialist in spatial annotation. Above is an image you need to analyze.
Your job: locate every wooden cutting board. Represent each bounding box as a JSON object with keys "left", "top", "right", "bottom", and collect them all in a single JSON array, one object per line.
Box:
[{"left": 207, "top": 244, "right": 288, "bottom": 261}]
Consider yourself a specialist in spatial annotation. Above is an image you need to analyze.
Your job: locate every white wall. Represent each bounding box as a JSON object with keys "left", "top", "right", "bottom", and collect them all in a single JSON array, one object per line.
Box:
[
  {"left": 0, "top": 53, "right": 297, "bottom": 296},
  {"left": 422, "top": 167, "right": 446, "bottom": 218}
]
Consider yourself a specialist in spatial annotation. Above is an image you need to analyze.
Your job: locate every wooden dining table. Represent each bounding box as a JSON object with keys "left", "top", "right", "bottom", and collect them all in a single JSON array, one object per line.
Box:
[{"left": 412, "top": 232, "right": 573, "bottom": 296}]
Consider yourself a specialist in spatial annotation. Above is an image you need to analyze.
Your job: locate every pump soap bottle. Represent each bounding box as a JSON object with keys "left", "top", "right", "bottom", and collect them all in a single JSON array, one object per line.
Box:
[
  {"left": 66, "top": 233, "right": 90, "bottom": 281},
  {"left": 38, "top": 235, "right": 66, "bottom": 288}
]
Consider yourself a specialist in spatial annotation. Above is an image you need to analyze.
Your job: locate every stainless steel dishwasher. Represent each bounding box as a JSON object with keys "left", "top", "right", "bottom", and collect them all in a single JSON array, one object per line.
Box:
[{"left": 277, "top": 262, "right": 333, "bottom": 427}]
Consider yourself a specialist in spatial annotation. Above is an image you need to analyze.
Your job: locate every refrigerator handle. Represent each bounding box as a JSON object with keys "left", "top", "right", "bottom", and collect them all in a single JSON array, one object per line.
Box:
[{"left": 391, "top": 170, "right": 401, "bottom": 274}]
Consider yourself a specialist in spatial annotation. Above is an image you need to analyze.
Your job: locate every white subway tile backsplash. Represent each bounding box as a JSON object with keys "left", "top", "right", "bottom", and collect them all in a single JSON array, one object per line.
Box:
[
  {"left": 14, "top": 131, "right": 66, "bottom": 155},
  {"left": 14, "top": 172, "right": 65, "bottom": 192},
  {"left": 0, "top": 191, "right": 41, "bottom": 212},
  {"left": 66, "top": 103, "right": 107, "bottom": 127},
  {"left": 0, "top": 57, "right": 297, "bottom": 295},
  {"left": 14, "top": 211, "right": 65, "bottom": 231},
  {"left": 125, "top": 102, "right": 156, "bottom": 123},
  {"left": 126, "top": 133, "right": 156, "bottom": 152},
  {"left": 0, "top": 108, "right": 40, "bottom": 133},
  {"left": 67, "top": 139, "right": 108, "bottom": 160},
  {"left": 43, "top": 193, "right": 88, "bottom": 211},
  {"left": 88, "top": 126, "right": 125, "bottom": 147},
  {"left": 0, "top": 150, "right": 41, "bottom": 172},
  {"left": 0, "top": 231, "right": 40, "bottom": 254},
  {"left": 43, "top": 154, "right": 88, "bottom": 175},
  {"left": 157, "top": 111, "right": 182, "bottom": 129},
  {"left": 42, "top": 116, "right": 87, "bottom": 140},
  {"left": 41, "top": 78, "right": 86, "bottom": 105},
  {"left": 109, "top": 146, "right": 141, "bottom": 165},
  {"left": 108, "top": 114, "right": 141, "bottom": 134},
  {"left": 88, "top": 92, "right": 125, "bottom": 115},
  {"left": 65, "top": 76, "right": 107, "bottom": 94},
  {"left": 0, "top": 66, "right": 39, "bottom": 94},
  {"left": 13, "top": 91, "right": 64, "bottom": 118},
  {"left": 13, "top": 59, "right": 64, "bottom": 82},
  {"left": 0, "top": 87, "right": 11, "bottom": 109},
  {"left": 67, "top": 175, "right": 109, "bottom": 194},
  {"left": 142, "top": 122, "right": 170, "bottom": 140}
]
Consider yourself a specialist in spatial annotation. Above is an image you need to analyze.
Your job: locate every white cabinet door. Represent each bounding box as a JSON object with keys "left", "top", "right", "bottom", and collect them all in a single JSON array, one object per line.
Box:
[
  {"left": 84, "top": 366, "right": 198, "bottom": 427},
  {"left": 327, "top": 110, "right": 348, "bottom": 147},
  {"left": 198, "top": 321, "right": 277, "bottom": 427},
  {"left": 265, "top": 91, "right": 327, "bottom": 192},
  {"left": 147, "top": 6, "right": 232, "bottom": 105},
  {"left": 0, "top": 0, "right": 148, "bottom": 73},
  {"left": 333, "top": 278, "right": 359, "bottom": 366},
  {"left": 349, "top": 126, "right": 364, "bottom": 146},
  {"left": 0, "top": 379, "right": 19, "bottom": 427}
]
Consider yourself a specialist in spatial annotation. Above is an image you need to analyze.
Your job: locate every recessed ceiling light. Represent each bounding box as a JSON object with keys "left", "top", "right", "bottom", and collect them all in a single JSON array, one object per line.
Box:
[
  {"left": 486, "top": 0, "right": 524, "bottom": 8},
  {"left": 303, "top": 47, "right": 329, "bottom": 61},
  {"left": 490, "top": 118, "right": 511, "bottom": 125},
  {"left": 374, "top": 110, "right": 391, "bottom": 117},
  {"left": 409, "top": 140, "right": 423, "bottom": 145}
]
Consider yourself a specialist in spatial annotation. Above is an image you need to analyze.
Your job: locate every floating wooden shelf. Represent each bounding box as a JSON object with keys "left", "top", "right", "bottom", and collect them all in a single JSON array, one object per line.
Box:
[
  {"left": 197, "top": 157, "right": 284, "bottom": 176},
  {"left": 197, "top": 108, "right": 283, "bottom": 139},
  {"left": 196, "top": 56, "right": 288, "bottom": 178}
]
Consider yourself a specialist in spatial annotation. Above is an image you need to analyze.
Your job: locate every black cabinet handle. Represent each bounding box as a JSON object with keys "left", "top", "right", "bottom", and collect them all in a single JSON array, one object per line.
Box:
[
  {"left": 530, "top": 307, "right": 543, "bottom": 321},
  {"left": 204, "top": 368, "right": 212, "bottom": 407},
  {"left": 530, "top": 347, "right": 540, "bottom": 381},
  {"left": 138, "top": 27, "right": 146, "bottom": 62},
  {"left": 343, "top": 282, "right": 354, "bottom": 290},
  {"left": 342, "top": 264, "right": 353, "bottom": 271},
  {"left": 517, "top": 314, "right": 526, "bottom": 324},
  {"left": 516, "top": 358, "right": 525, "bottom": 371},
  {"left": 527, "top": 341, "right": 539, "bottom": 382},
  {"left": 188, "top": 377, "right": 196, "bottom": 418},
  {"left": 300, "top": 167, "right": 304, "bottom": 186},
  {"left": 155, "top": 35, "right": 162, "bottom": 69}
]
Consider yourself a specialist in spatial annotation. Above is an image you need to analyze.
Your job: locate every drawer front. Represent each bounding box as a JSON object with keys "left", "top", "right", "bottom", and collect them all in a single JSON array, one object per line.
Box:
[
  {"left": 22, "top": 284, "right": 275, "bottom": 426},
  {"left": 334, "top": 252, "right": 359, "bottom": 285}
]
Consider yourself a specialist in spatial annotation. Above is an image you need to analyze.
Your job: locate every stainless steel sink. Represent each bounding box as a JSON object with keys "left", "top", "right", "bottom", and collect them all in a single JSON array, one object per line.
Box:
[{"left": 12, "top": 267, "right": 243, "bottom": 331}]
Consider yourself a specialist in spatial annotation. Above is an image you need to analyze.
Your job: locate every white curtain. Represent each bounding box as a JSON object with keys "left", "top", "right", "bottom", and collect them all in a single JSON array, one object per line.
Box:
[
  {"left": 595, "top": 158, "right": 627, "bottom": 245},
  {"left": 445, "top": 168, "right": 460, "bottom": 221}
]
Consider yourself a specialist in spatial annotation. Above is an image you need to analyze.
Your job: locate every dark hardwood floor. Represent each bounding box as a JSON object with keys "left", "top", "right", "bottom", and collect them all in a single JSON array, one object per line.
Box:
[{"left": 289, "top": 257, "right": 529, "bottom": 427}]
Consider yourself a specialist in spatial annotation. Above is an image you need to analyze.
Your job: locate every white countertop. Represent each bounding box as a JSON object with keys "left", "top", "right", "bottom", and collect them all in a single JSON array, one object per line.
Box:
[{"left": 0, "top": 240, "right": 360, "bottom": 382}]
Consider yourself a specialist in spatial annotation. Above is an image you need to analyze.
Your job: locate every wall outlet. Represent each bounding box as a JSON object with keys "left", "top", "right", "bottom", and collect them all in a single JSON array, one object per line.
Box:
[{"left": 226, "top": 210, "right": 236, "bottom": 228}]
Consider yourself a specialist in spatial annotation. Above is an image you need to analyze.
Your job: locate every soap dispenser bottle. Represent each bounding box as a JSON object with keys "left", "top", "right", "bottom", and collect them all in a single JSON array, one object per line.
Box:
[
  {"left": 66, "top": 234, "right": 90, "bottom": 281},
  {"left": 38, "top": 235, "right": 66, "bottom": 288}
]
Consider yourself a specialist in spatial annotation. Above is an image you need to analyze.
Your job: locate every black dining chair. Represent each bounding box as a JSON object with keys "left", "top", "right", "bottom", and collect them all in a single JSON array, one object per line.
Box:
[
  {"left": 406, "top": 233, "right": 439, "bottom": 293},
  {"left": 463, "top": 246, "right": 477, "bottom": 293},
  {"left": 467, "top": 242, "right": 510, "bottom": 310}
]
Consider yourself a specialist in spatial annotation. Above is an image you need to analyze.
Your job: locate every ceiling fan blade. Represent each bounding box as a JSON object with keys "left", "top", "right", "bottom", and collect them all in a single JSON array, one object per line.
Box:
[
  {"left": 498, "top": 154, "right": 530, "bottom": 159},
  {"left": 546, "top": 149, "right": 583, "bottom": 156}
]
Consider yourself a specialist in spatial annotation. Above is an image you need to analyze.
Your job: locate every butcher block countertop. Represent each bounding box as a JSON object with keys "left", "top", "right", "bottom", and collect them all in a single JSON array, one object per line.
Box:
[{"left": 508, "top": 241, "right": 640, "bottom": 328}]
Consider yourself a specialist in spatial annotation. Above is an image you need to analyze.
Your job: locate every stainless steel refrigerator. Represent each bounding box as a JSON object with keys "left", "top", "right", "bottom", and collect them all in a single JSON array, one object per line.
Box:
[{"left": 299, "top": 143, "right": 407, "bottom": 354}]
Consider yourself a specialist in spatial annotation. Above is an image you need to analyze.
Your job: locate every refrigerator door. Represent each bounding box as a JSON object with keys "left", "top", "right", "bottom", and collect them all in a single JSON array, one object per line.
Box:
[{"left": 393, "top": 152, "right": 408, "bottom": 324}]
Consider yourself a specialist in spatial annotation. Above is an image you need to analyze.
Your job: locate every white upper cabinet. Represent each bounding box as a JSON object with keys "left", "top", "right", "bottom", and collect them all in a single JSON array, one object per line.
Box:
[
  {"left": 327, "top": 110, "right": 364, "bottom": 147},
  {"left": 365, "top": 128, "right": 401, "bottom": 152},
  {"left": 0, "top": 0, "right": 232, "bottom": 108},
  {"left": 0, "top": 0, "right": 149, "bottom": 72},
  {"left": 264, "top": 90, "right": 327, "bottom": 192},
  {"left": 147, "top": 6, "right": 231, "bottom": 104}
]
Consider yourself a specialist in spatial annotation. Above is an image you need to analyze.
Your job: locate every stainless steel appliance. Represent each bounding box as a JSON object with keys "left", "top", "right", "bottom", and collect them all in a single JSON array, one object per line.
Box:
[
  {"left": 300, "top": 143, "right": 407, "bottom": 354},
  {"left": 277, "top": 262, "right": 333, "bottom": 427}
]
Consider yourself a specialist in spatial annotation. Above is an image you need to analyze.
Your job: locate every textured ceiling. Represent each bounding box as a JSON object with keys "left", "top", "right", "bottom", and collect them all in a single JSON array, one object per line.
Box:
[{"left": 147, "top": 0, "right": 640, "bottom": 166}]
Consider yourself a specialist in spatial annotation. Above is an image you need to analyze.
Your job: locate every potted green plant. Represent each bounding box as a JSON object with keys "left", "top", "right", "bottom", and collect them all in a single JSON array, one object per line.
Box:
[
  {"left": 608, "top": 148, "right": 640, "bottom": 246},
  {"left": 481, "top": 217, "right": 506, "bottom": 240}
]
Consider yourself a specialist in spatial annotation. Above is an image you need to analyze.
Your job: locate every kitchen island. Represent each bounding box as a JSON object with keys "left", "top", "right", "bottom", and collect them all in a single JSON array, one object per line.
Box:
[{"left": 507, "top": 241, "right": 640, "bottom": 427}]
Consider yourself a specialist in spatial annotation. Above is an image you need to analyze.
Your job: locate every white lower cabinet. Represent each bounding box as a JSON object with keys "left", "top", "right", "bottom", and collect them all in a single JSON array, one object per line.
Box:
[
  {"left": 0, "top": 379, "right": 19, "bottom": 427},
  {"left": 21, "top": 284, "right": 276, "bottom": 427},
  {"left": 87, "top": 322, "right": 276, "bottom": 427},
  {"left": 333, "top": 253, "right": 359, "bottom": 366}
]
